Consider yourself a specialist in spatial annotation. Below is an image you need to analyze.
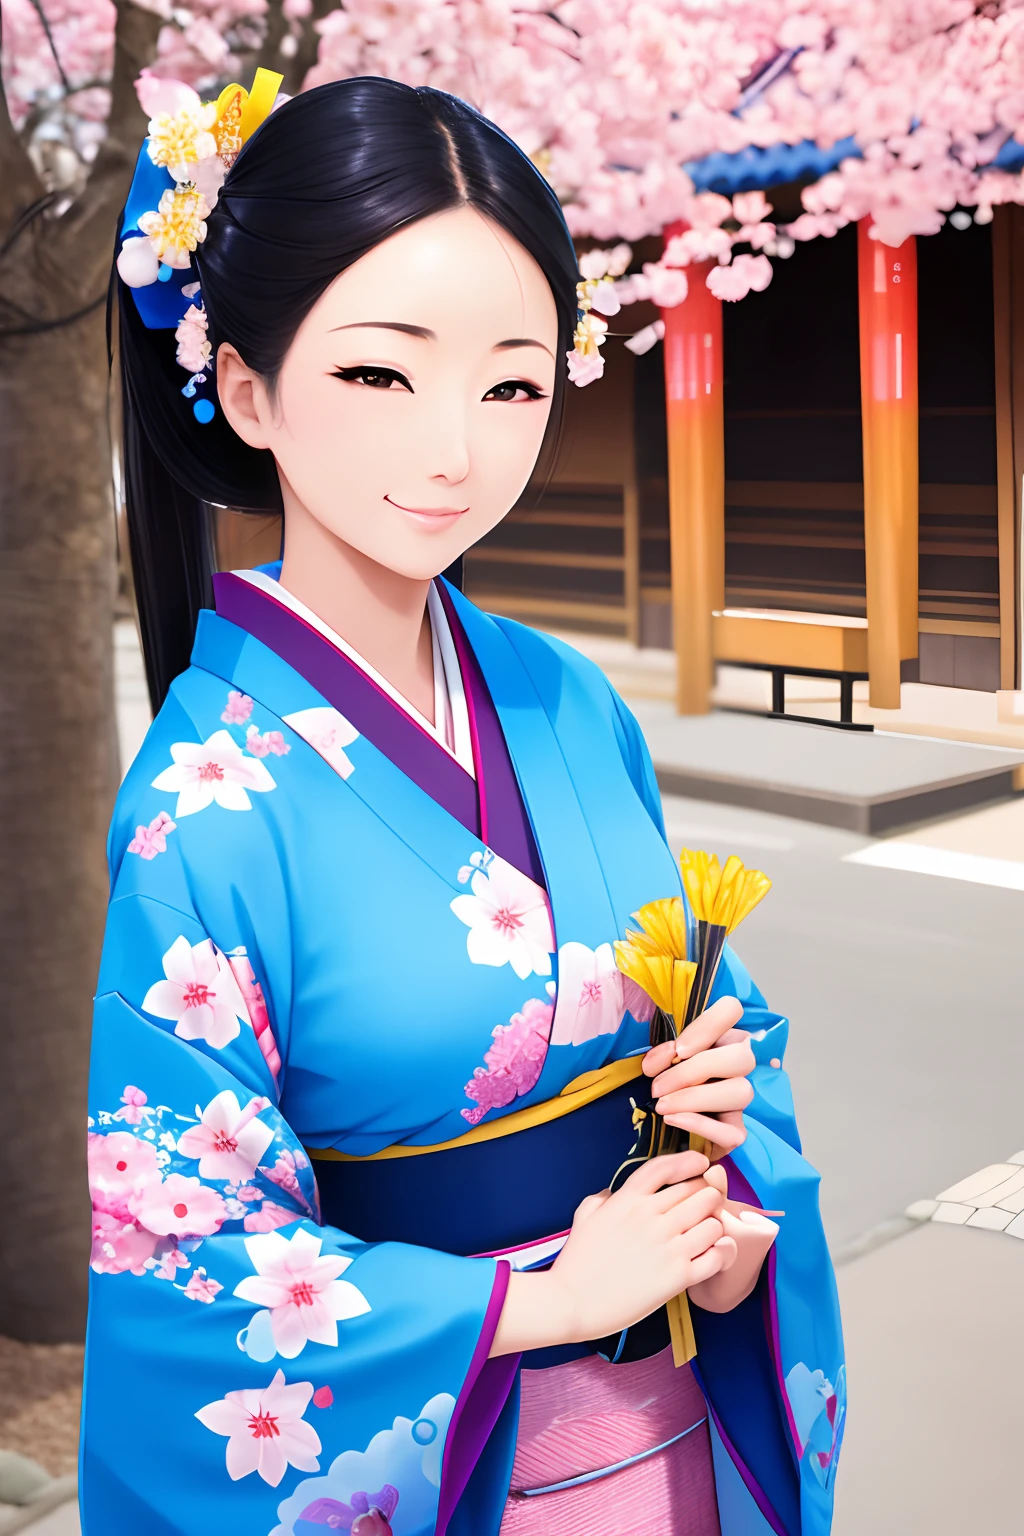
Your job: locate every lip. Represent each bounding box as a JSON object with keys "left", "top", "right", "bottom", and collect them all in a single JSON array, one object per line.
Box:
[{"left": 384, "top": 495, "right": 469, "bottom": 525}]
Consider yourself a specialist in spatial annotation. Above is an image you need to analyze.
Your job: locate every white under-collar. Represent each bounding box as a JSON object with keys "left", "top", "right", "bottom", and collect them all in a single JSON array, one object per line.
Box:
[{"left": 232, "top": 569, "right": 476, "bottom": 779}]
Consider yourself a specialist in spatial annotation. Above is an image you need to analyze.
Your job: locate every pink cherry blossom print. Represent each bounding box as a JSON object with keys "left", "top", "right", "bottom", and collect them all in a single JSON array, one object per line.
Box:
[
  {"left": 127, "top": 811, "right": 176, "bottom": 859},
  {"left": 150, "top": 729, "right": 276, "bottom": 816},
  {"left": 549, "top": 941, "right": 626, "bottom": 1047},
  {"left": 282, "top": 706, "right": 359, "bottom": 780},
  {"left": 90, "top": 1209, "right": 161, "bottom": 1276},
  {"left": 130, "top": 1173, "right": 227, "bottom": 1237},
  {"left": 142, "top": 935, "right": 246, "bottom": 1049},
  {"left": 244, "top": 1201, "right": 301, "bottom": 1234},
  {"left": 113, "top": 1085, "right": 149, "bottom": 1125},
  {"left": 311, "top": 1386, "right": 333, "bottom": 1409},
  {"left": 245, "top": 725, "right": 290, "bottom": 758},
  {"left": 462, "top": 997, "right": 553, "bottom": 1126},
  {"left": 176, "top": 1090, "right": 274, "bottom": 1182},
  {"left": 450, "top": 854, "right": 554, "bottom": 980},
  {"left": 183, "top": 1267, "right": 223, "bottom": 1303},
  {"left": 233, "top": 1227, "right": 370, "bottom": 1359},
  {"left": 154, "top": 1245, "right": 190, "bottom": 1281},
  {"left": 88, "top": 1130, "right": 160, "bottom": 1212},
  {"left": 226, "top": 951, "right": 282, "bottom": 1080},
  {"left": 221, "top": 690, "right": 254, "bottom": 725},
  {"left": 259, "top": 1149, "right": 311, "bottom": 1208},
  {"left": 195, "top": 1368, "right": 321, "bottom": 1487}
]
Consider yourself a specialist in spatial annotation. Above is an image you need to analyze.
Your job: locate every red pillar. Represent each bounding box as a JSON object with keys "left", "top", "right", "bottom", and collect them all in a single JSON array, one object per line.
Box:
[
  {"left": 857, "top": 223, "right": 919, "bottom": 708},
  {"left": 662, "top": 230, "right": 725, "bottom": 714}
]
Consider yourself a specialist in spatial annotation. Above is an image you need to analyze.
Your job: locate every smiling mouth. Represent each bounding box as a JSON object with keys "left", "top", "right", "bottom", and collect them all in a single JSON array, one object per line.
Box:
[{"left": 384, "top": 495, "right": 469, "bottom": 518}]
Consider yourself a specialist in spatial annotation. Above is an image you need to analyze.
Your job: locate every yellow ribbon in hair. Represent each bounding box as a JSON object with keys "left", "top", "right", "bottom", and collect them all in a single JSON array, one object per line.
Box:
[{"left": 214, "top": 69, "right": 284, "bottom": 154}]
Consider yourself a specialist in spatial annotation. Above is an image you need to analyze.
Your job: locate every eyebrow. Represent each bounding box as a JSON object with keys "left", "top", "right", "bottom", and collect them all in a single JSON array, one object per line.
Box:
[
  {"left": 330, "top": 321, "right": 554, "bottom": 360},
  {"left": 329, "top": 322, "right": 435, "bottom": 338},
  {"left": 494, "top": 337, "right": 555, "bottom": 360}
]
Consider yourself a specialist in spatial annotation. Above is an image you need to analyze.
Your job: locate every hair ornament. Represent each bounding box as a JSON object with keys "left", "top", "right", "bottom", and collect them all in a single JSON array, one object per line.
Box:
[
  {"left": 116, "top": 68, "right": 285, "bottom": 423},
  {"left": 567, "top": 243, "right": 633, "bottom": 388}
]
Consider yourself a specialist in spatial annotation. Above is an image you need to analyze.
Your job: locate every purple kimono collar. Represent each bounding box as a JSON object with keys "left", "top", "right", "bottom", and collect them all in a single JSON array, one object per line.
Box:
[{"left": 211, "top": 572, "right": 545, "bottom": 886}]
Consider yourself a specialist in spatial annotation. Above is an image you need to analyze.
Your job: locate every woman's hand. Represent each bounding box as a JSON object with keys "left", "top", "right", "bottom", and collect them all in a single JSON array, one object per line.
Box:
[
  {"left": 489, "top": 1150, "right": 737, "bottom": 1357},
  {"left": 687, "top": 1162, "right": 780, "bottom": 1313},
  {"left": 644, "top": 995, "right": 755, "bottom": 1158}
]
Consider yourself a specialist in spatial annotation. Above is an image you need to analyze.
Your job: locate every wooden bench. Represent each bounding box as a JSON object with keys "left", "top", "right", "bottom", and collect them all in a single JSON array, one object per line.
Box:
[{"left": 713, "top": 608, "right": 872, "bottom": 732}]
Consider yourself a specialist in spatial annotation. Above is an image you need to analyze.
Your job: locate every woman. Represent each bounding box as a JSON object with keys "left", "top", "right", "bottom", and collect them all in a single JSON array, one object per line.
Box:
[{"left": 84, "top": 72, "right": 844, "bottom": 1536}]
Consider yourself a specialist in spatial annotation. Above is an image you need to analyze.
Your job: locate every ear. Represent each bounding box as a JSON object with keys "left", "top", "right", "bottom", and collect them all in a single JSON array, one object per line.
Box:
[{"left": 216, "top": 342, "right": 274, "bottom": 451}]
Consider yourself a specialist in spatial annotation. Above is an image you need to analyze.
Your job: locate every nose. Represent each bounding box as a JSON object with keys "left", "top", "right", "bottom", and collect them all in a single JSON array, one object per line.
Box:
[{"left": 423, "top": 398, "right": 470, "bottom": 486}]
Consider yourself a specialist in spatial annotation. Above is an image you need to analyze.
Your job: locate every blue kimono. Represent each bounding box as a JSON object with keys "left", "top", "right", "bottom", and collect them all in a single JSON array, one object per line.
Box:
[{"left": 81, "top": 572, "right": 844, "bottom": 1536}]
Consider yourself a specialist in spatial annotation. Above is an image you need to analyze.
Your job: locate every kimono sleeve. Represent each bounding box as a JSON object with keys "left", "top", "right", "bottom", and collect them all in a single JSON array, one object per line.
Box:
[{"left": 82, "top": 880, "right": 511, "bottom": 1536}]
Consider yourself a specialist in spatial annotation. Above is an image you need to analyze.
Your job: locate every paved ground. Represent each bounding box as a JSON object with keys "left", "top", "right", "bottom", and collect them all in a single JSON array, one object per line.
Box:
[{"left": 12, "top": 630, "right": 1021, "bottom": 1533}]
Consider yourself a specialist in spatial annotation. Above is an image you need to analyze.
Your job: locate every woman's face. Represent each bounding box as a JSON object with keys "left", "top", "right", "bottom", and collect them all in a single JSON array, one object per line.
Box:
[{"left": 218, "top": 205, "right": 559, "bottom": 579}]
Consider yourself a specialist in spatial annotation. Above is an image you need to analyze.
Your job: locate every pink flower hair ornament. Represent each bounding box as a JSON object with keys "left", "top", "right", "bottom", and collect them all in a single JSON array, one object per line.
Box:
[{"left": 115, "top": 68, "right": 286, "bottom": 426}]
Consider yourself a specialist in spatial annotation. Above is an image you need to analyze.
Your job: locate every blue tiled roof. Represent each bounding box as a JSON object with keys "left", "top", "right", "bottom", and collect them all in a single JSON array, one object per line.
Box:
[{"left": 685, "top": 134, "right": 1024, "bottom": 194}]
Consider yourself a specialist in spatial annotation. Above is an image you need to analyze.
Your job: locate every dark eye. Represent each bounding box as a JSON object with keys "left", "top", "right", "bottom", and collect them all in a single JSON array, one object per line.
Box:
[
  {"left": 331, "top": 365, "right": 413, "bottom": 392},
  {"left": 483, "top": 380, "right": 547, "bottom": 403}
]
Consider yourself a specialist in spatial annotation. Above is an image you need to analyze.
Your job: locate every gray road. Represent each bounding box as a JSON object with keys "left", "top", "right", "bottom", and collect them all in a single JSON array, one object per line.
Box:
[{"left": 661, "top": 792, "right": 1024, "bottom": 1254}]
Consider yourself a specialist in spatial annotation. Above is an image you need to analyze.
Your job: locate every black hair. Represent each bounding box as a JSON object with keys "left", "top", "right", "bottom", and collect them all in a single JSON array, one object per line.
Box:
[{"left": 116, "top": 77, "right": 580, "bottom": 710}]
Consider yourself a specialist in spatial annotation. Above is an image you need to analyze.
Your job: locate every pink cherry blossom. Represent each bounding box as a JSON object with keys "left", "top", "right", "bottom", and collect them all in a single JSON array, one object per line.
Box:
[
  {"left": 154, "top": 1246, "right": 190, "bottom": 1281},
  {"left": 113, "top": 1085, "right": 149, "bottom": 1125},
  {"left": 549, "top": 941, "right": 625, "bottom": 1047},
  {"left": 176, "top": 1090, "right": 274, "bottom": 1181},
  {"left": 142, "top": 935, "right": 247, "bottom": 1049},
  {"left": 127, "top": 811, "right": 177, "bottom": 860},
  {"left": 259, "top": 1149, "right": 313, "bottom": 1213},
  {"left": 196, "top": 1368, "right": 321, "bottom": 1486},
  {"left": 566, "top": 348, "right": 605, "bottom": 387},
  {"left": 175, "top": 303, "right": 211, "bottom": 374},
  {"left": 88, "top": 1130, "right": 160, "bottom": 1212},
  {"left": 221, "top": 691, "right": 254, "bottom": 725},
  {"left": 245, "top": 725, "right": 290, "bottom": 758},
  {"left": 234, "top": 1227, "right": 370, "bottom": 1358},
  {"left": 707, "top": 252, "right": 774, "bottom": 302},
  {"left": 450, "top": 854, "right": 554, "bottom": 980},
  {"left": 183, "top": 1266, "right": 223, "bottom": 1303},
  {"left": 462, "top": 996, "right": 552, "bottom": 1126},
  {"left": 244, "top": 1201, "right": 301, "bottom": 1234},
  {"left": 90, "top": 1210, "right": 161, "bottom": 1276},
  {"left": 130, "top": 1172, "right": 227, "bottom": 1237},
  {"left": 151, "top": 729, "right": 276, "bottom": 816}
]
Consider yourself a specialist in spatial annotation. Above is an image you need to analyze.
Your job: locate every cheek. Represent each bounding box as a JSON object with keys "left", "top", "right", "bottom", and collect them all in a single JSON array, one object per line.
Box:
[{"left": 470, "top": 404, "right": 552, "bottom": 498}]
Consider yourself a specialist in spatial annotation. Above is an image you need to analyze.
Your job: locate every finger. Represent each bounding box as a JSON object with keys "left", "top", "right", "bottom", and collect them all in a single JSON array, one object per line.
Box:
[
  {"left": 624, "top": 1149, "right": 709, "bottom": 1195},
  {"left": 652, "top": 1175, "right": 713, "bottom": 1214},
  {"left": 662, "top": 1111, "right": 747, "bottom": 1152},
  {"left": 651, "top": 1040, "right": 756, "bottom": 1097},
  {"left": 673, "top": 997, "right": 744, "bottom": 1059},
  {"left": 572, "top": 1192, "right": 608, "bottom": 1226},
  {"left": 685, "top": 1236, "right": 736, "bottom": 1286},
  {"left": 667, "top": 1185, "right": 725, "bottom": 1234},
  {"left": 656, "top": 1078, "right": 755, "bottom": 1119},
  {"left": 658, "top": 1180, "right": 724, "bottom": 1218},
  {"left": 675, "top": 1214, "right": 725, "bottom": 1260},
  {"left": 703, "top": 1165, "right": 729, "bottom": 1198},
  {"left": 642, "top": 1038, "right": 682, "bottom": 1078}
]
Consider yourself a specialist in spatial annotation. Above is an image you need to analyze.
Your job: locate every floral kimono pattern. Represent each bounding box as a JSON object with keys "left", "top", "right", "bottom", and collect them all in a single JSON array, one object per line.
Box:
[{"left": 81, "top": 580, "right": 843, "bottom": 1536}]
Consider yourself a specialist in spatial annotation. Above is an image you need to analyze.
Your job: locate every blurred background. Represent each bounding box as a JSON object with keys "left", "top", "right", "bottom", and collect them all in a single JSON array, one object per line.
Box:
[{"left": 2, "top": 3, "right": 1024, "bottom": 1532}]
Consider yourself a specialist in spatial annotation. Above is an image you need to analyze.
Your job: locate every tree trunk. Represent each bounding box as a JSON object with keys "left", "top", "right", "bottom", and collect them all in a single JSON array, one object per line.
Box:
[
  {"left": 0, "top": 0, "right": 160, "bottom": 1341},
  {"left": 0, "top": 314, "right": 119, "bottom": 1341}
]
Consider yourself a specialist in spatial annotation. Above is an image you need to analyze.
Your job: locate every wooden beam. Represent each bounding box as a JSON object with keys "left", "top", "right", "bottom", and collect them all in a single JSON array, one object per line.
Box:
[
  {"left": 993, "top": 205, "right": 1024, "bottom": 690},
  {"left": 662, "top": 242, "right": 725, "bottom": 714},
  {"left": 857, "top": 222, "right": 920, "bottom": 709}
]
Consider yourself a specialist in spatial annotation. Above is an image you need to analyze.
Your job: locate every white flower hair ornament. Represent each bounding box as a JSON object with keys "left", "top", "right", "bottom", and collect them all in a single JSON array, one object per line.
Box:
[{"left": 115, "top": 68, "right": 285, "bottom": 426}]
